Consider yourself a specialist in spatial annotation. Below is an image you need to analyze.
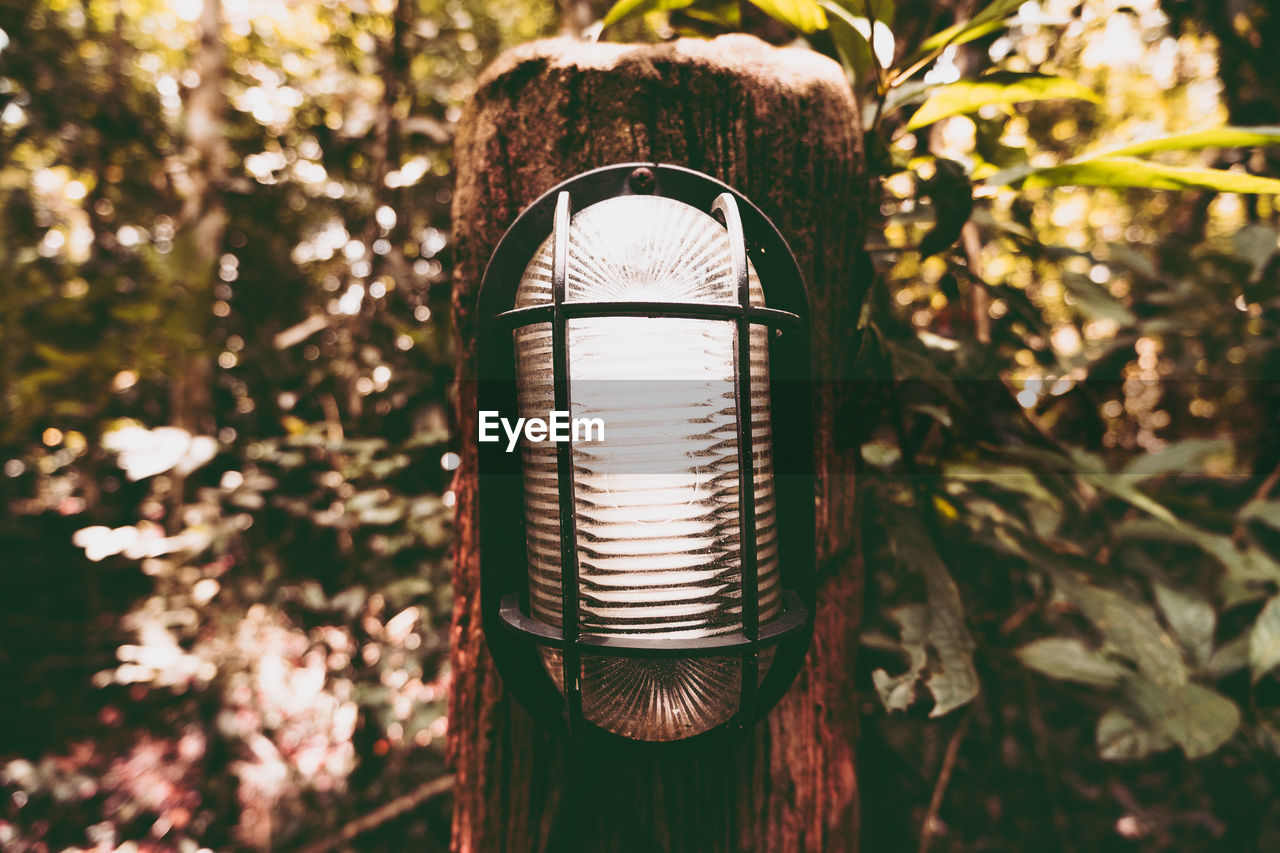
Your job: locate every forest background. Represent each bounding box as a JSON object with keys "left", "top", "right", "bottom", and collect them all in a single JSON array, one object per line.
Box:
[{"left": 5, "top": 0, "right": 1280, "bottom": 849}]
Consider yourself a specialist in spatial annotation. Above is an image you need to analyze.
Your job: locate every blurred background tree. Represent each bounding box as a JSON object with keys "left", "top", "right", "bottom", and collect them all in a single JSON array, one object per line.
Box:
[
  {"left": 4, "top": 0, "right": 1280, "bottom": 850},
  {"left": 0, "top": 0, "right": 554, "bottom": 849}
]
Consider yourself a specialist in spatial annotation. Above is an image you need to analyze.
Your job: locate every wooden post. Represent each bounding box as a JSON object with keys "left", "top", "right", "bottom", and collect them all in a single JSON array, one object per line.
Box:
[{"left": 449, "top": 34, "right": 866, "bottom": 852}]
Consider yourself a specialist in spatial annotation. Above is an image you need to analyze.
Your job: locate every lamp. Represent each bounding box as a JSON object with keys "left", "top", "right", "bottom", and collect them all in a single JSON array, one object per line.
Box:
[{"left": 476, "top": 163, "right": 813, "bottom": 744}]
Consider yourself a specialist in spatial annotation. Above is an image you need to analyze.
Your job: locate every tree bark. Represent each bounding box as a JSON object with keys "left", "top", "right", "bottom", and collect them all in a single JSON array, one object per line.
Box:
[
  {"left": 449, "top": 35, "right": 866, "bottom": 852},
  {"left": 171, "top": 0, "right": 227, "bottom": 441}
]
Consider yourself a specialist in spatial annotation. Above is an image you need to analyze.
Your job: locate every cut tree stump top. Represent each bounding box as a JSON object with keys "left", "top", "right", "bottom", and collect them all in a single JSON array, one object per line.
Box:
[{"left": 452, "top": 35, "right": 864, "bottom": 370}]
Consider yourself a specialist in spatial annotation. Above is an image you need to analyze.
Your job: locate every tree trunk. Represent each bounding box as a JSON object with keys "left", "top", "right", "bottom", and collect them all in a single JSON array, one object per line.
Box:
[
  {"left": 449, "top": 35, "right": 866, "bottom": 852},
  {"left": 168, "top": 0, "right": 226, "bottom": 529},
  {"left": 173, "top": 0, "right": 227, "bottom": 441}
]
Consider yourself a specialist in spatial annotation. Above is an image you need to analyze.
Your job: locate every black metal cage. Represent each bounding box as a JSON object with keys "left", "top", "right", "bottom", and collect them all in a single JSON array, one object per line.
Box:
[{"left": 475, "top": 163, "right": 815, "bottom": 747}]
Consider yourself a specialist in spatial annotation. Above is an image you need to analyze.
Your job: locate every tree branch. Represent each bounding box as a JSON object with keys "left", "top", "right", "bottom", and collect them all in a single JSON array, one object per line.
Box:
[
  {"left": 293, "top": 774, "right": 456, "bottom": 853},
  {"left": 918, "top": 708, "right": 972, "bottom": 853}
]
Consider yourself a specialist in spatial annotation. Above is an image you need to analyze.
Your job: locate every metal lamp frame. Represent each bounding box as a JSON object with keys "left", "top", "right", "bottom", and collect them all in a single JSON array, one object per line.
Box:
[{"left": 476, "top": 163, "right": 814, "bottom": 748}]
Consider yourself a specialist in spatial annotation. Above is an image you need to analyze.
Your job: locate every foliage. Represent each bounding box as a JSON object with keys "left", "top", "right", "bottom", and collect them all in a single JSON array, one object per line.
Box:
[
  {"left": 597, "top": 0, "right": 1280, "bottom": 847},
  {"left": 906, "top": 71, "right": 1100, "bottom": 131},
  {"left": 0, "top": 0, "right": 554, "bottom": 850},
  {"left": 7, "top": 0, "right": 1280, "bottom": 849}
]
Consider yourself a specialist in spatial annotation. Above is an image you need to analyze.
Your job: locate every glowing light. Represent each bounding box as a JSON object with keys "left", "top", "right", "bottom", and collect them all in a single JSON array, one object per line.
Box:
[
  {"left": 421, "top": 228, "right": 446, "bottom": 257},
  {"left": 102, "top": 425, "right": 217, "bottom": 480},
  {"left": 171, "top": 0, "right": 204, "bottom": 22},
  {"left": 73, "top": 524, "right": 140, "bottom": 561},
  {"left": 40, "top": 230, "right": 66, "bottom": 256},
  {"left": 1, "top": 101, "right": 24, "bottom": 127},
  {"left": 337, "top": 283, "right": 364, "bottom": 315},
  {"left": 192, "top": 578, "right": 221, "bottom": 605},
  {"left": 924, "top": 45, "right": 962, "bottom": 85}
]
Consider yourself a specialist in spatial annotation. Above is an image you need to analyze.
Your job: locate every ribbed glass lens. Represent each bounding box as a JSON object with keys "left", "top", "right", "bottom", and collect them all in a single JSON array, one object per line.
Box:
[{"left": 513, "top": 194, "right": 778, "bottom": 741}]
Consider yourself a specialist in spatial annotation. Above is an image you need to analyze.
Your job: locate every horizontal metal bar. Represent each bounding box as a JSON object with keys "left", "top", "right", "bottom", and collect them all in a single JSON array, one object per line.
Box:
[
  {"left": 498, "top": 590, "right": 807, "bottom": 659},
  {"left": 494, "top": 300, "right": 801, "bottom": 332}
]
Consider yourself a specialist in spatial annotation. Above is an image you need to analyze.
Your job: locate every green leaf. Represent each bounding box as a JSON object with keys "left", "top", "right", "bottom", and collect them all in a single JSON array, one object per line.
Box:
[
  {"left": 833, "top": 0, "right": 893, "bottom": 25},
  {"left": 602, "top": 0, "right": 650, "bottom": 26},
  {"left": 682, "top": 0, "right": 741, "bottom": 26},
  {"left": 1100, "top": 126, "right": 1280, "bottom": 158},
  {"left": 1121, "top": 439, "right": 1232, "bottom": 480},
  {"left": 1124, "top": 678, "right": 1240, "bottom": 759},
  {"left": 878, "top": 333, "right": 965, "bottom": 401},
  {"left": 1017, "top": 159, "right": 1280, "bottom": 193},
  {"left": 329, "top": 586, "right": 370, "bottom": 618},
  {"left": 1097, "top": 707, "right": 1172, "bottom": 760},
  {"left": 747, "top": 0, "right": 827, "bottom": 31},
  {"left": 916, "top": 158, "right": 974, "bottom": 256},
  {"left": 883, "top": 79, "right": 938, "bottom": 117},
  {"left": 944, "top": 461, "right": 1059, "bottom": 506},
  {"left": 1241, "top": 499, "right": 1280, "bottom": 532},
  {"left": 887, "top": 511, "right": 980, "bottom": 717},
  {"left": 861, "top": 440, "right": 902, "bottom": 468},
  {"left": 1060, "top": 271, "right": 1135, "bottom": 325},
  {"left": 872, "top": 604, "right": 928, "bottom": 712},
  {"left": 1250, "top": 594, "right": 1280, "bottom": 684},
  {"left": 1072, "top": 457, "right": 1184, "bottom": 532},
  {"left": 1016, "top": 637, "right": 1128, "bottom": 688},
  {"left": 1252, "top": 715, "right": 1280, "bottom": 757},
  {"left": 601, "top": 0, "right": 696, "bottom": 27},
  {"left": 1204, "top": 633, "right": 1250, "bottom": 679},
  {"left": 1069, "top": 454, "right": 1276, "bottom": 591},
  {"left": 1189, "top": 535, "right": 1280, "bottom": 588},
  {"left": 820, "top": 0, "right": 874, "bottom": 80},
  {"left": 1098, "top": 678, "right": 1240, "bottom": 761},
  {"left": 944, "top": 459, "right": 1066, "bottom": 537},
  {"left": 1153, "top": 582, "right": 1216, "bottom": 667},
  {"left": 381, "top": 577, "right": 433, "bottom": 608},
  {"left": 908, "top": 72, "right": 1099, "bottom": 130},
  {"left": 1114, "top": 519, "right": 1280, "bottom": 595},
  {"left": 1234, "top": 223, "right": 1278, "bottom": 279},
  {"left": 911, "top": 0, "right": 1026, "bottom": 59},
  {"left": 987, "top": 127, "right": 1280, "bottom": 191},
  {"left": 1047, "top": 567, "right": 1189, "bottom": 689},
  {"left": 1106, "top": 244, "right": 1165, "bottom": 282}
]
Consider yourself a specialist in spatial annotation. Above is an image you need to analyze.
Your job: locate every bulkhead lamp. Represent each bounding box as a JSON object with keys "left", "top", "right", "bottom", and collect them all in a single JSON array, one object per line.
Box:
[{"left": 476, "top": 163, "right": 813, "bottom": 745}]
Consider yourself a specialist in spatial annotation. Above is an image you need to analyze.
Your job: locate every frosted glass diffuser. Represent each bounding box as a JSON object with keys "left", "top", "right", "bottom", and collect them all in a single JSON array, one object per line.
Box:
[{"left": 512, "top": 195, "right": 779, "bottom": 740}]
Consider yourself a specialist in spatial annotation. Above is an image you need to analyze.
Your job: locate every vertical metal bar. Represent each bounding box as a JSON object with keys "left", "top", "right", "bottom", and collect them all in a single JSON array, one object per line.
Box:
[
  {"left": 713, "top": 192, "right": 759, "bottom": 724},
  {"left": 550, "top": 191, "right": 583, "bottom": 731}
]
